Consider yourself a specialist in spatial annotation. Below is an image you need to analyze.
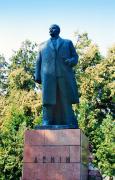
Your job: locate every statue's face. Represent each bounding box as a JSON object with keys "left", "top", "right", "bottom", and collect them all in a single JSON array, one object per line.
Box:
[{"left": 49, "top": 25, "right": 60, "bottom": 37}]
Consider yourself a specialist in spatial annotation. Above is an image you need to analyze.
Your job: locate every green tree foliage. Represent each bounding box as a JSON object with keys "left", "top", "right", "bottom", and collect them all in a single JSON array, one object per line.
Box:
[
  {"left": 8, "top": 68, "right": 35, "bottom": 91},
  {"left": 75, "top": 33, "right": 115, "bottom": 177},
  {"left": 0, "top": 55, "right": 8, "bottom": 95},
  {"left": 96, "top": 115, "right": 115, "bottom": 177},
  {"left": 10, "top": 40, "right": 37, "bottom": 75},
  {"left": 0, "top": 40, "right": 42, "bottom": 180}
]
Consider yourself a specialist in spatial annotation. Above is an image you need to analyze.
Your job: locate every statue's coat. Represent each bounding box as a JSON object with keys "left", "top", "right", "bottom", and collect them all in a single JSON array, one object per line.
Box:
[{"left": 35, "top": 37, "right": 79, "bottom": 105}]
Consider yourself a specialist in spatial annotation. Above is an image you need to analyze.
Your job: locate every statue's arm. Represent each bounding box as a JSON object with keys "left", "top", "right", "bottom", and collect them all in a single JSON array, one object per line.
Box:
[
  {"left": 35, "top": 51, "right": 42, "bottom": 84},
  {"left": 65, "top": 41, "right": 79, "bottom": 67}
]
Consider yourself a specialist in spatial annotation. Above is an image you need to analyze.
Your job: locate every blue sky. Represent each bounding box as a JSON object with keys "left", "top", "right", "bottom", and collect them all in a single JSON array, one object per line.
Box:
[{"left": 0, "top": 0, "right": 115, "bottom": 59}]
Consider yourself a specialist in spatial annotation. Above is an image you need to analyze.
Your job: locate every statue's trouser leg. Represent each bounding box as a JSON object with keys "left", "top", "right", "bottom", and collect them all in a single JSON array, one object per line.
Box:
[
  {"left": 52, "top": 83, "right": 65, "bottom": 125},
  {"left": 42, "top": 86, "right": 63, "bottom": 125},
  {"left": 42, "top": 105, "right": 54, "bottom": 125}
]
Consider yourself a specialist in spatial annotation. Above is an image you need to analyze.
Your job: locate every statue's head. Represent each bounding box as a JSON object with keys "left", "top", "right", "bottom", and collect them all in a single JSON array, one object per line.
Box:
[{"left": 49, "top": 24, "right": 60, "bottom": 37}]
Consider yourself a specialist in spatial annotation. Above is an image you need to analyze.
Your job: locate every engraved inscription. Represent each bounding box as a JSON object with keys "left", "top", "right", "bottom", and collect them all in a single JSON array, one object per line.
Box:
[{"left": 33, "top": 156, "right": 71, "bottom": 163}]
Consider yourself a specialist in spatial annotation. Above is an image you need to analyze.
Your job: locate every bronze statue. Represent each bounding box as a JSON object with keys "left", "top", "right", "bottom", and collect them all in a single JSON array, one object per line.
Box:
[{"left": 35, "top": 24, "right": 79, "bottom": 128}]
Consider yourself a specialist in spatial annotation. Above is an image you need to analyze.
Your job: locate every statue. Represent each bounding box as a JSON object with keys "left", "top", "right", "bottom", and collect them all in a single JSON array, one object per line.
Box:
[{"left": 35, "top": 24, "right": 79, "bottom": 128}]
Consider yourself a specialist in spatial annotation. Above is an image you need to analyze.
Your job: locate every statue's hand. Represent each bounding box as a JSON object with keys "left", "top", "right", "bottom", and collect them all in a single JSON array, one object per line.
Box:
[
  {"left": 63, "top": 56, "right": 76, "bottom": 67},
  {"left": 62, "top": 56, "right": 73, "bottom": 66},
  {"left": 64, "top": 58, "right": 71, "bottom": 66}
]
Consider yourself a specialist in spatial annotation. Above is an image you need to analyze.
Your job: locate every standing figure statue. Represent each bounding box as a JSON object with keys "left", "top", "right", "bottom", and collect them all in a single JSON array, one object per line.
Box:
[{"left": 35, "top": 24, "right": 79, "bottom": 128}]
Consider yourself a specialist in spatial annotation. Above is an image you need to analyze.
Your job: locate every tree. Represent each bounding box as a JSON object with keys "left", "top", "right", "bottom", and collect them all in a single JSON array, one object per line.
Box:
[
  {"left": 10, "top": 40, "right": 38, "bottom": 76},
  {"left": 0, "top": 55, "right": 8, "bottom": 95},
  {"left": 74, "top": 33, "right": 115, "bottom": 178},
  {"left": 0, "top": 40, "right": 42, "bottom": 180}
]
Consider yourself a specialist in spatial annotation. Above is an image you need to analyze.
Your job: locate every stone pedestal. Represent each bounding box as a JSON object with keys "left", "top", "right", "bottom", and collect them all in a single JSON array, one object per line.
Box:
[{"left": 22, "top": 129, "right": 89, "bottom": 180}]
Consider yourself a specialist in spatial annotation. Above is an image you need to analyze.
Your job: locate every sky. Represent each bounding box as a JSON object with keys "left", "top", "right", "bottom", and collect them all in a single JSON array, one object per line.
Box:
[{"left": 0, "top": 0, "right": 115, "bottom": 59}]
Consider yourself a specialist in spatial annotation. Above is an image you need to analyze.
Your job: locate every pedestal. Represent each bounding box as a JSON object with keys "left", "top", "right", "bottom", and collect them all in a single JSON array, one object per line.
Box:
[{"left": 22, "top": 129, "right": 89, "bottom": 180}]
